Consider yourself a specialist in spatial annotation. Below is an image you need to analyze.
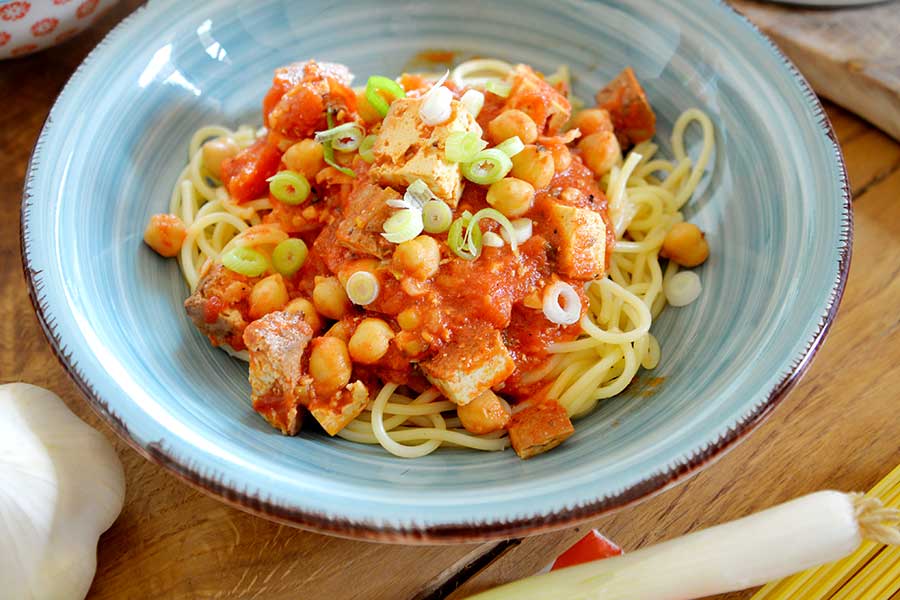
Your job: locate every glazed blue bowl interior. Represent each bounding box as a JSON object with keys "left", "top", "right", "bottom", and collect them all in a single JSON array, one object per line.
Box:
[{"left": 22, "top": 0, "right": 849, "bottom": 540}]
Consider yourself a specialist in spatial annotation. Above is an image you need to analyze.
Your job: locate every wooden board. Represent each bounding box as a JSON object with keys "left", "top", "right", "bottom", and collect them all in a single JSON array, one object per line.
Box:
[
  {"left": 730, "top": 0, "right": 900, "bottom": 142},
  {"left": 1, "top": 5, "right": 899, "bottom": 600}
]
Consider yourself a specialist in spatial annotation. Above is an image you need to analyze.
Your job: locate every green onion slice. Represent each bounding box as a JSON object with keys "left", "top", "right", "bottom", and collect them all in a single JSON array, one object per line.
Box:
[
  {"left": 365, "top": 75, "right": 406, "bottom": 117},
  {"left": 445, "top": 131, "right": 488, "bottom": 163},
  {"left": 271, "top": 238, "right": 308, "bottom": 277},
  {"left": 447, "top": 213, "right": 482, "bottom": 260},
  {"left": 323, "top": 110, "right": 356, "bottom": 177},
  {"left": 220, "top": 246, "right": 268, "bottom": 277},
  {"left": 267, "top": 170, "right": 311, "bottom": 205},
  {"left": 461, "top": 149, "right": 513, "bottom": 185},
  {"left": 422, "top": 199, "right": 453, "bottom": 233},
  {"left": 466, "top": 208, "right": 519, "bottom": 253},
  {"left": 314, "top": 122, "right": 363, "bottom": 152},
  {"left": 485, "top": 80, "right": 512, "bottom": 98},
  {"left": 359, "top": 134, "right": 377, "bottom": 163},
  {"left": 382, "top": 208, "right": 424, "bottom": 244},
  {"left": 495, "top": 135, "right": 525, "bottom": 158},
  {"left": 345, "top": 271, "right": 380, "bottom": 305}
]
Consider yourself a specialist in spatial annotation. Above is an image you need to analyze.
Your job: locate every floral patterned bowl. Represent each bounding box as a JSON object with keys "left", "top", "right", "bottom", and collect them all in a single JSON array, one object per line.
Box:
[{"left": 0, "top": 0, "right": 118, "bottom": 59}]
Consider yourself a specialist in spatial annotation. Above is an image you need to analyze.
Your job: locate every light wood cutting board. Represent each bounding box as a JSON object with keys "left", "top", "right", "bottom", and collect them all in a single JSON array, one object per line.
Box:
[{"left": 731, "top": 0, "right": 900, "bottom": 141}]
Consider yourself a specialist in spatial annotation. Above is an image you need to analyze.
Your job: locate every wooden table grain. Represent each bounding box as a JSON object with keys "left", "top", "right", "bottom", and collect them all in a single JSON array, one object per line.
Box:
[{"left": 2, "top": 5, "right": 899, "bottom": 599}]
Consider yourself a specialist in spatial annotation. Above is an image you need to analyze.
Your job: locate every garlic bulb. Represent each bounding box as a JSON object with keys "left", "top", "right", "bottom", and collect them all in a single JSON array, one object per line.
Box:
[{"left": 0, "top": 383, "right": 125, "bottom": 600}]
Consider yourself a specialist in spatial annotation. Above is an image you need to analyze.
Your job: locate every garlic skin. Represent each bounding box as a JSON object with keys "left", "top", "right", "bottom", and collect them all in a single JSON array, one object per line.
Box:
[{"left": 0, "top": 383, "right": 125, "bottom": 600}]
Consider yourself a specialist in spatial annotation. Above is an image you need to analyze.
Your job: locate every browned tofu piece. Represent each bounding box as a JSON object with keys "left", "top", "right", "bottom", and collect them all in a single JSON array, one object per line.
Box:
[
  {"left": 457, "top": 390, "right": 511, "bottom": 434},
  {"left": 242, "top": 311, "right": 314, "bottom": 435},
  {"left": 546, "top": 202, "right": 608, "bottom": 280},
  {"left": 506, "top": 64, "right": 571, "bottom": 135},
  {"left": 184, "top": 264, "right": 256, "bottom": 350},
  {"left": 420, "top": 329, "right": 515, "bottom": 406},
  {"left": 309, "top": 380, "right": 369, "bottom": 436},
  {"left": 595, "top": 67, "right": 656, "bottom": 147},
  {"left": 507, "top": 400, "right": 575, "bottom": 459},
  {"left": 333, "top": 182, "right": 401, "bottom": 259}
]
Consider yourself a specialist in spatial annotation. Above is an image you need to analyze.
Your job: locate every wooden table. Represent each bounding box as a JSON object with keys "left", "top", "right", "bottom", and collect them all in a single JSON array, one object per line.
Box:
[{"left": 2, "top": 4, "right": 899, "bottom": 599}]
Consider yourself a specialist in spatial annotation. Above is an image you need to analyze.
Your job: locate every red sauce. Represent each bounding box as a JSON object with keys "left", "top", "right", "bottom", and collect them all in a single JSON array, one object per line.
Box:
[
  {"left": 220, "top": 140, "right": 282, "bottom": 202},
  {"left": 203, "top": 295, "right": 224, "bottom": 324}
]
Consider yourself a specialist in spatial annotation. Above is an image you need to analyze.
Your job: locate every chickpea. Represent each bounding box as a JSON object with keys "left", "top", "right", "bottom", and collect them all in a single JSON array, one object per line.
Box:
[
  {"left": 284, "top": 297, "right": 323, "bottom": 333},
  {"left": 510, "top": 145, "right": 555, "bottom": 189},
  {"left": 548, "top": 142, "right": 572, "bottom": 172},
  {"left": 282, "top": 139, "right": 326, "bottom": 179},
  {"left": 143, "top": 213, "right": 187, "bottom": 257},
  {"left": 337, "top": 258, "right": 380, "bottom": 287},
  {"left": 397, "top": 308, "right": 421, "bottom": 331},
  {"left": 308, "top": 336, "right": 352, "bottom": 397},
  {"left": 313, "top": 276, "right": 350, "bottom": 320},
  {"left": 661, "top": 222, "right": 710, "bottom": 267},
  {"left": 457, "top": 390, "right": 511, "bottom": 434},
  {"left": 202, "top": 137, "right": 239, "bottom": 179},
  {"left": 578, "top": 131, "right": 621, "bottom": 177},
  {"left": 348, "top": 318, "right": 395, "bottom": 364},
  {"left": 248, "top": 274, "right": 289, "bottom": 319},
  {"left": 392, "top": 235, "right": 441, "bottom": 280},
  {"left": 571, "top": 108, "right": 613, "bottom": 136},
  {"left": 486, "top": 178, "right": 535, "bottom": 218},
  {"left": 488, "top": 109, "right": 539, "bottom": 145},
  {"left": 326, "top": 319, "right": 354, "bottom": 342}
]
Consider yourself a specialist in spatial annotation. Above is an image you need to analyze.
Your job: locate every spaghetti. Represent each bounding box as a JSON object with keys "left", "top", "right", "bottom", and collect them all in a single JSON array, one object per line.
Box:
[{"left": 159, "top": 59, "right": 715, "bottom": 458}]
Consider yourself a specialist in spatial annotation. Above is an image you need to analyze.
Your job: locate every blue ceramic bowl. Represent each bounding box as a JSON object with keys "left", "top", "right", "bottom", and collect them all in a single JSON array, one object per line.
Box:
[{"left": 22, "top": 0, "right": 850, "bottom": 542}]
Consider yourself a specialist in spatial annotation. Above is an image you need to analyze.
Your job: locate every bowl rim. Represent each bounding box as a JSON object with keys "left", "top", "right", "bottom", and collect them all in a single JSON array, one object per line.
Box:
[{"left": 20, "top": 0, "right": 852, "bottom": 543}]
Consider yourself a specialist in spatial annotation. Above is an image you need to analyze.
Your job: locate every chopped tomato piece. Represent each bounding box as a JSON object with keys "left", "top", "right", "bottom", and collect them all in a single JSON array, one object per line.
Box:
[
  {"left": 551, "top": 530, "right": 623, "bottom": 571},
  {"left": 220, "top": 140, "right": 282, "bottom": 202}
]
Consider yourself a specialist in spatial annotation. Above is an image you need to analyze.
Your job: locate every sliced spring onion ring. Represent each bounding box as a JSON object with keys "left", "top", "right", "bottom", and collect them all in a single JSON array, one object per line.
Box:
[
  {"left": 447, "top": 214, "right": 482, "bottom": 260},
  {"left": 271, "top": 238, "right": 308, "bottom": 276},
  {"left": 405, "top": 179, "right": 435, "bottom": 205},
  {"left": 358, "top": 134, "right": 377, "bottom": 163},
  {"left": 420, "top": 86, "right": 454, "bottom": 126},
  {"left": 220, "top": 246, "right": 268, "bottom": 277},
  {"left": 485, "top": 80, "right": 512, "bottom": 98},
  {"left": 365, "top": 75, "right": 406, "bottom": 117},
  {"left": 495, "top": 136, "right": 524, "bottom": 157},
  {"left": 461, "top": 149, "right": 513, "bottom": 185},
  {"left": 345, "top": 271, "right": 380, "bottom": 305},
  {"left": 664, "top": 270, "right": 702, "bottom": 307},
  {"left": 500, "top": 218, "right": 533, "bottom": 245},
  {"left": 450, "top": 58, "right": 513, "bottom": 88},
  {"left": 422, "top": 199, "right": 453, "bottom": 233},
  {"left": 267, "top": 170, "right": 311, "bottom": 205},
  {"left": 314, "top": 121, "right": 361, "bottom": 143},
  {"left": 323, "top": 111, "right": 356, "bottom": 177},
  {"left": 445, "top": 131, "right": 488, "bottom": 163},
  {"left": 466, "top": 208, "right": 519, "bottom": 252},
  {"left": 382, "top": 208, "right": 424, "bottom": 244},
  {"left": 460, "top": 89, "right": 485, "bottom": 118},
  {"left": 542, "top": 281, "right": 581, "bottom": 325},
  {"left": 482, "top": 231, "right": 504, "bottom": 248}
]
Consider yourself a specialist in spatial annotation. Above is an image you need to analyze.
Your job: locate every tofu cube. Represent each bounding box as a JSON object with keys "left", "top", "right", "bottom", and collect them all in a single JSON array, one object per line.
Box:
[
  {"left": 546, "top": 202, "right": 608, "bottom": 280},
  {"left": 242, "top": 311, "right": 314, "bottom": 435},
  {"left": 420, "top": 329, "right": 515, "bottom": 406},
  {"left": 309, "top": 380, "right": 370, "bottom": 436},
  {"left": 508, "top": 400, "right": 574, "bottom": 459},
  {"left": 368, "top": 97, "right": 482, "bottom": 205}
]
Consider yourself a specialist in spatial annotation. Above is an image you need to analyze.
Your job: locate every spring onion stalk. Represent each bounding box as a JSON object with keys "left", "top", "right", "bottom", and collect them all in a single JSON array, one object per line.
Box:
[
  {"left": 267, "top": 170, "right": 311, "bottom": 205},
  {"left": 482, "top": 231, "right": 504, "bottom": 248},
  {"left": 365, "top": 75, "right": 405, "bottom": 117},
  {"left": 345, "top": 271, "right": 380, "bottom": 305},
  {"left": 500, "top": 218, "right": 533, "bottom": 246},
  {"left": 323, "top": 111, "right": 356, "bottom": 177},
  {"left": 485, "top": 80, "right": 512, "bottom": 98},
  {"left": 422, "top": 199, "right": 453, "bottom": 233},
  {"left": 359, "top": 134, "right": 377, "bottom": 163},
  {"left": 465, "top": 491, "right": 900, "bottom": 600},
  {"left": 314, "top": 122, "right": 363, "bottom": 147},
  {"left": 495, "top": 136, "right": 525, "bottom": 158},
  {"left": 460, "top": 89, "right": 485, "bottom": 118},
  {"left": 446, "top": 131, "right": 488, "bottom": 163},
  {"left": 220, "top": 246, "right": 268, "bottom": 277},
  {"left": 450, "top": 58, "right": 513, "bottom": 88},
  {"left": 382, "top": 208, "right": 423, "bottom": 244},
  {"left": 664, "top": 270, "right": 702, "bottom": 307},
  {"left": 466, "top": 208, "right": 519, "bottom": 253},
  {"left": 271, "top": 238, "right": 308, "bottom": 277},
  {"left": 448, "top": 214, "right": 482, "bottom": 260},
  {"left": 461, "top": 149, "right": 513, "bottom": 185},
  {"left": 542, "top": 281, "right": 581, "bottom": 325}
]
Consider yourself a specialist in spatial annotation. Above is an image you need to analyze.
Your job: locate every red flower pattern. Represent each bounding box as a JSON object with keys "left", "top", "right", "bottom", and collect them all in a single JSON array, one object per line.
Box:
[
  {"left": 10, "top": 42, "right": 38, "bottom": 57},
  {"left": 76, "top": 0, "right": 98, "bottom": 19},
  {"left": 0, "top": 1, "right": 31, "bottom": 22},
  {"left": 0, "top": 31, "right": 10, "bottom": 46},
  {"left": 31, "top": 17, "right": 59, "bottom": 37}
]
